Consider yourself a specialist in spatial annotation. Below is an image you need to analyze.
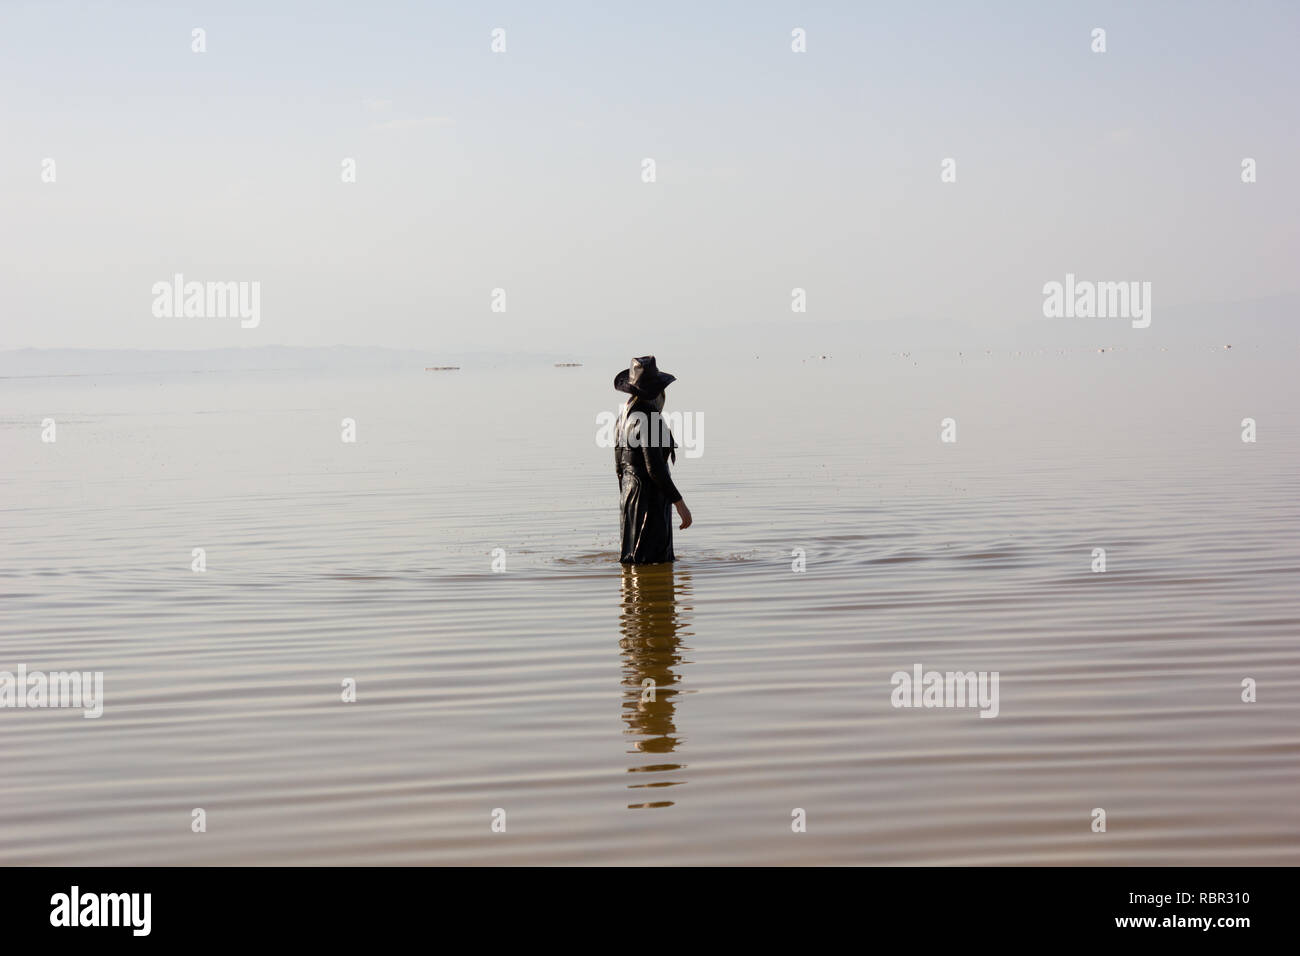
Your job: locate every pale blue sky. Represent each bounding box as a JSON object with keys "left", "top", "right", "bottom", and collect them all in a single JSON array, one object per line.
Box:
[{"left": 2, "top": 0, "right": 1297, "bottom": 354}]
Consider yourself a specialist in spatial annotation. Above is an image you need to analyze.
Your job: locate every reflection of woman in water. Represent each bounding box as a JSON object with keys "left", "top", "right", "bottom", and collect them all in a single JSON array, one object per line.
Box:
[
  {"left": 619, "top": 563, "right": 692, "bottom": 808},
  {"left": 613, "top": 356, "right": 692, "bottom": 564}
]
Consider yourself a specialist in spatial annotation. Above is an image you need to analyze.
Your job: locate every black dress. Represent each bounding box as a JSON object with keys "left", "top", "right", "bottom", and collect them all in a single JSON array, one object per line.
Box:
[{"left": 615, "top": 401, "right": 681, "bottom": 564}]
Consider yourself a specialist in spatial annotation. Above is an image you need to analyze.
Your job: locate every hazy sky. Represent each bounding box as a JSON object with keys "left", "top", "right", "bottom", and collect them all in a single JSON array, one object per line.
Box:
[{"left": 2, "top": 0, "right": 1297, "bottom": 354}]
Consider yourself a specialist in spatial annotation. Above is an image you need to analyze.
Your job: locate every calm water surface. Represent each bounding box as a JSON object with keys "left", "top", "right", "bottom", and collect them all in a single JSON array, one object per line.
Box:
[{"left": 2, "top": 348, "right": 1297, "bottom": 864}]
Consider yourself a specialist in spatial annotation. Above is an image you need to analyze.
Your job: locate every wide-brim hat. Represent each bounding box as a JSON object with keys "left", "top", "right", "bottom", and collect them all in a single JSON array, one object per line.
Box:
[{"left": 614, "top": 355, "right": 676, "bottom": 398}]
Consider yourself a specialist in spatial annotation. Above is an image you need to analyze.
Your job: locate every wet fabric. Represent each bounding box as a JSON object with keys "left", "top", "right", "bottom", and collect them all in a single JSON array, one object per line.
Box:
[{"left": 615, "top": 400, "right": 681, "bottom": 565}]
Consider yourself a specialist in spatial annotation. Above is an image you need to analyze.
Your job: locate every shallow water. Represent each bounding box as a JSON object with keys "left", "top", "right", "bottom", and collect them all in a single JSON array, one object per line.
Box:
[{"left": 2, "top": 347, "right": 1298, "bottom": 864}]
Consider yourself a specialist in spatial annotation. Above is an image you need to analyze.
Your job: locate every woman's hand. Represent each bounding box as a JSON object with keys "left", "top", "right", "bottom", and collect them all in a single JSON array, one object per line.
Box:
[{"left": 675, "top": 500, "right": 693, "bottom": 530}]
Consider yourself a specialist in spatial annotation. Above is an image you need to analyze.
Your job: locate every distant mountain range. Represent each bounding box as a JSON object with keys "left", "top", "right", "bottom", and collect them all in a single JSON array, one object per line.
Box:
[
  {"left": 1, "top": 294, "right": 1293, "bottom": 376},
  {"left": 0, "top": 346, "right": 560, "bottom": 377}
]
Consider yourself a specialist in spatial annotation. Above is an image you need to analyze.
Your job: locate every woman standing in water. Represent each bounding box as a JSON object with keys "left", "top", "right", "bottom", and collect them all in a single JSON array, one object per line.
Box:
[{"left": 614, "top": 356, "right": 692, "bottom": 564}]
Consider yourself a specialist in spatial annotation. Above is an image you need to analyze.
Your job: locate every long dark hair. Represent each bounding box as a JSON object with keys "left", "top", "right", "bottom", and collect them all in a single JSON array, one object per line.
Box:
[{"left": 622, "top": 391, "right": 675, "bottom": 463}]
